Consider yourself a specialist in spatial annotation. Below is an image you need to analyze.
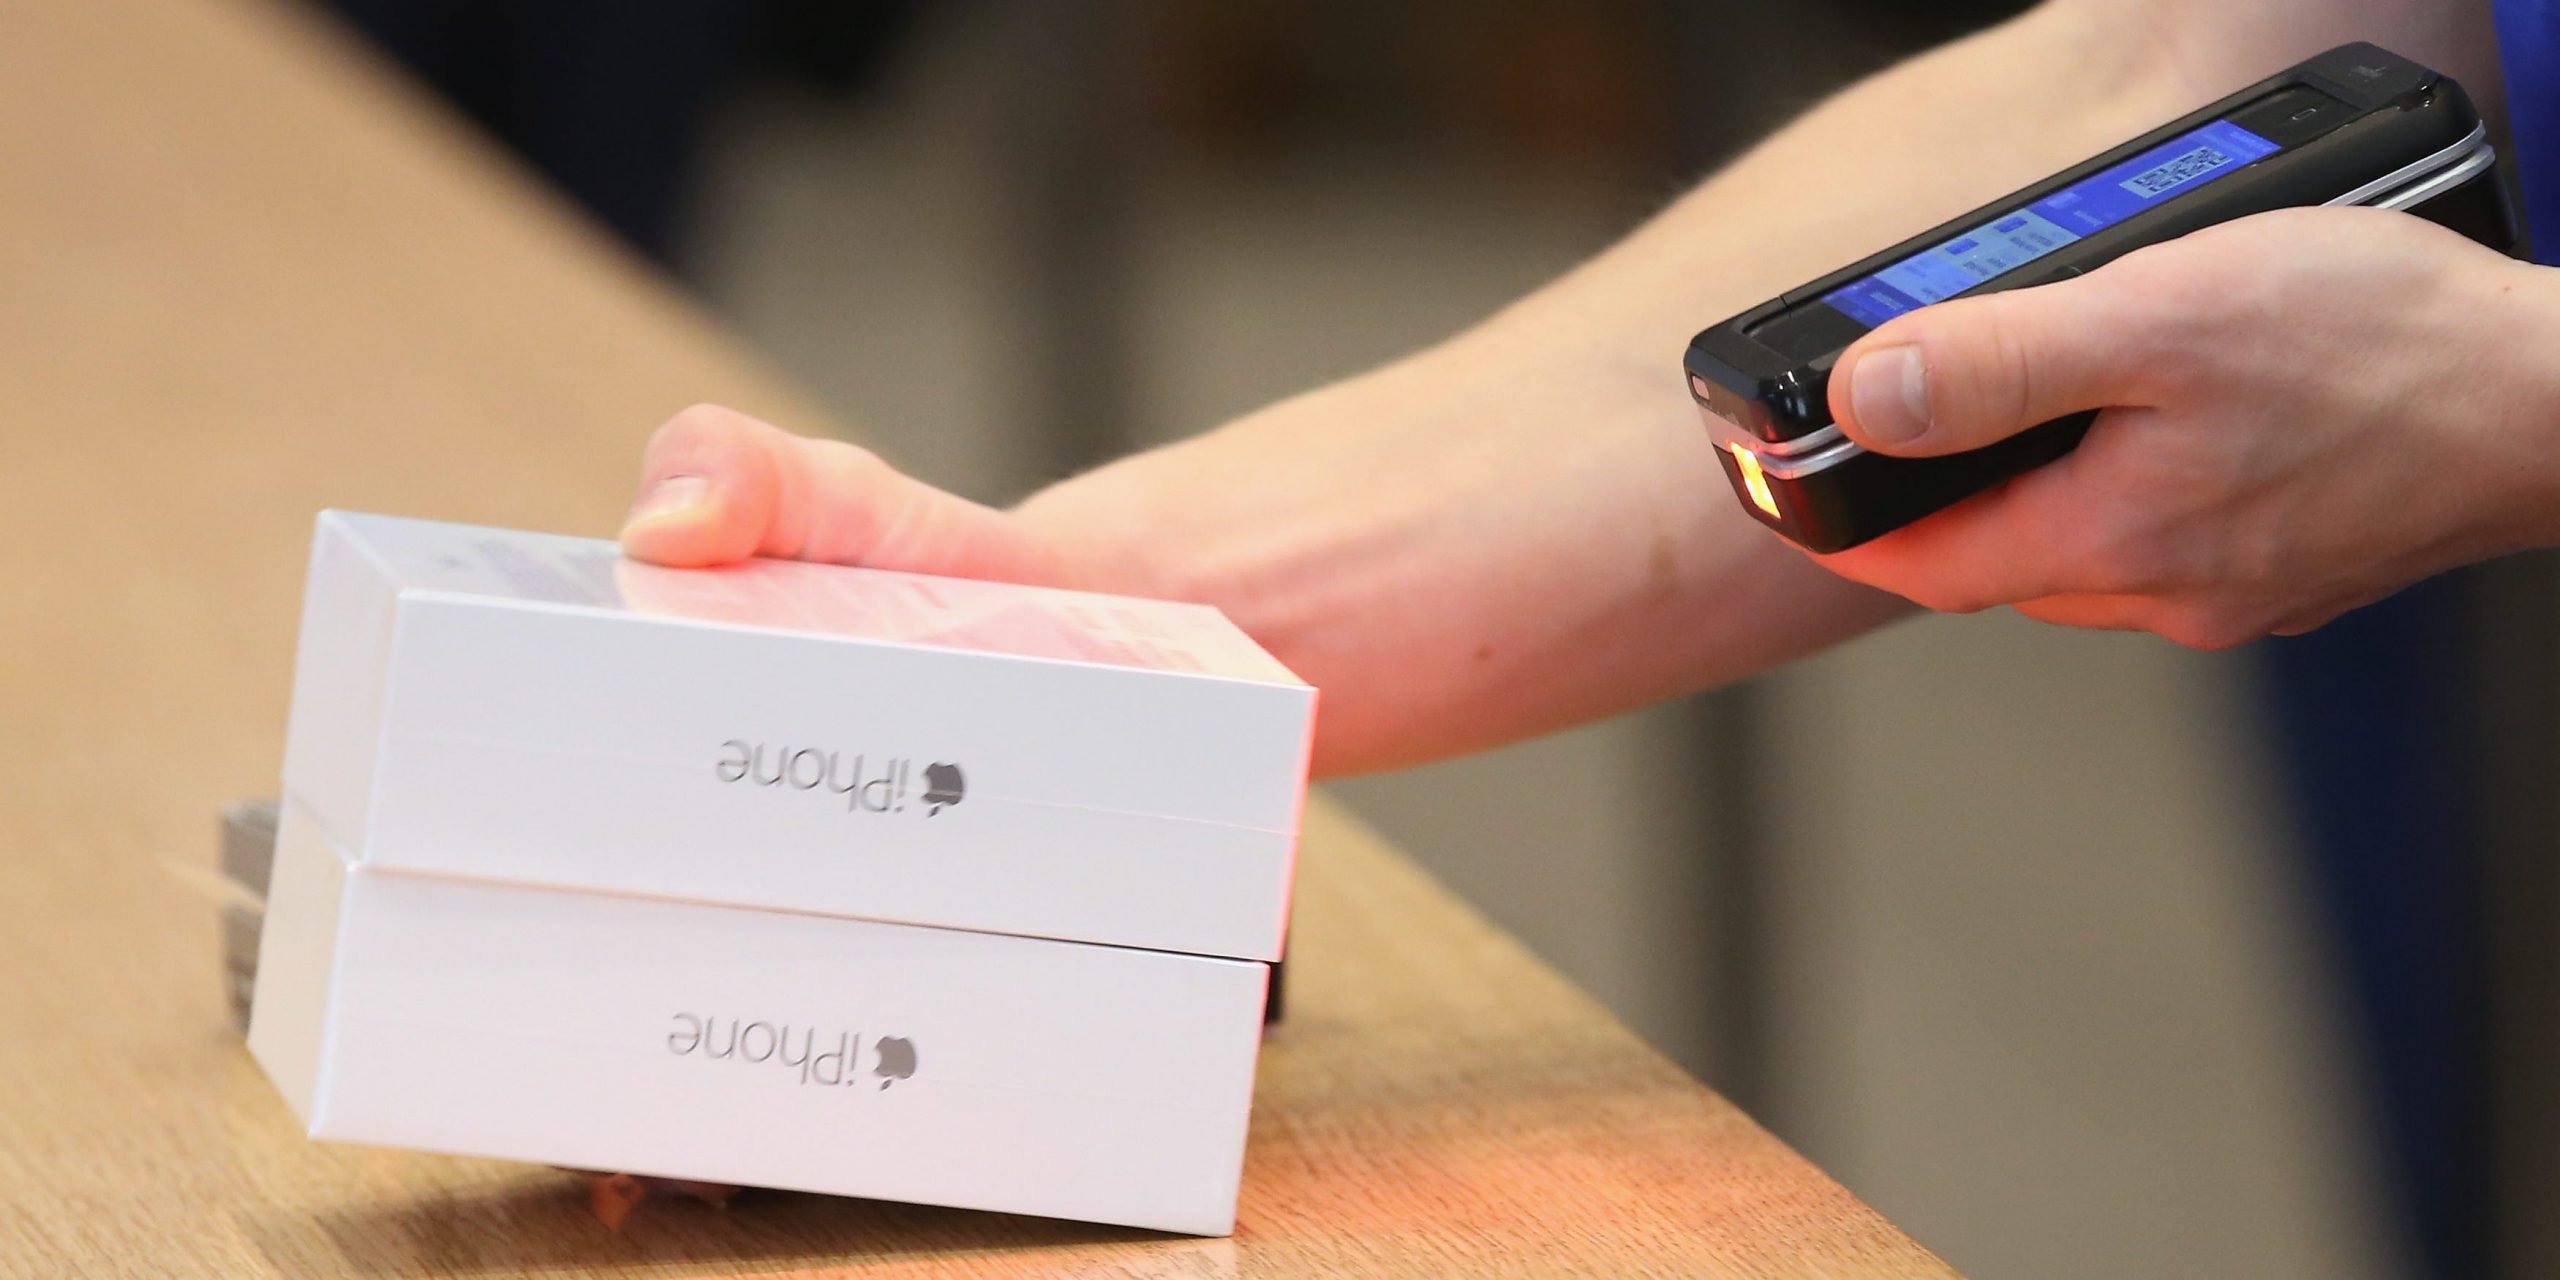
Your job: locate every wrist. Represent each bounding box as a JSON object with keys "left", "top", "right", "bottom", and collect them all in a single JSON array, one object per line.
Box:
[
  {"left": 1008, "top": 320, "right": 1746, "bottom": 774},
  {"left": 1007, "top": 354, "right": 1458, "bottom": 641}
]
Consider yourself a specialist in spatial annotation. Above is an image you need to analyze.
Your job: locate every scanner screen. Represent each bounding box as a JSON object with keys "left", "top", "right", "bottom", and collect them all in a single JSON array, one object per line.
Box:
[{"left": 1820, "top": 118, "right": 2279, "bottom": 327}]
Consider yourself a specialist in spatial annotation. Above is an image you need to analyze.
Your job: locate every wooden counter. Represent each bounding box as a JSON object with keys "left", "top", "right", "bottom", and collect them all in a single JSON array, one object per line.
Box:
[{"left": 0, "top": 1, "right": 1958, "bottom": 1274}]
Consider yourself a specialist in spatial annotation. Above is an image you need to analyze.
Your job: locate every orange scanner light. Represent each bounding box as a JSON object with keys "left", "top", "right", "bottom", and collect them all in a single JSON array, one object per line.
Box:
[{"left": 1728, "top": 442, "right": 1779, "bottom": 518}]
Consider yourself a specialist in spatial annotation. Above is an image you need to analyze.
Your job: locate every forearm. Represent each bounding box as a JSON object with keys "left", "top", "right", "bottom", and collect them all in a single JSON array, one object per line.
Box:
[
  {"left": 2458, "top": 254, "right": 2560, "bottom": 559},
  {"left": 1014, "top": 1, "right": 2433, "bottom": 774}
]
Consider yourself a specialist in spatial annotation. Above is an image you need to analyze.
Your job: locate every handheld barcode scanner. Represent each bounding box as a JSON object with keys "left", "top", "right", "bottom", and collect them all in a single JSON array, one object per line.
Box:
[{"left": 1687, "top": 42, "right": 2519, "bottom": 553}]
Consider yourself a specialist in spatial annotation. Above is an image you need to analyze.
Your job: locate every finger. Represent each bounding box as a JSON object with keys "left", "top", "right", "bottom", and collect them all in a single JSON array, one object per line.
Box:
[
  {"left": 620, "top": 404, "right": 785, "bottom": 567},
  {"left": 2013, "top": 593, "right": 2153, "bottom": 631},
  {"left": 621, "top": 404, "right": 1064, "bottom": 585},
  {"left": 1829, "top": 267, "right": 2156, "bottom": 458},
  {"left": 1814, "top": 466, "right": 2083, "bottom": 612}
]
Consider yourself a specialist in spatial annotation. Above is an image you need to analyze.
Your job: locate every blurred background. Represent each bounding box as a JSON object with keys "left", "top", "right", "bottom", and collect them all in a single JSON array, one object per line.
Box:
[{"left": 315, "top": 2, "right": 2560, "bottom": 1277}]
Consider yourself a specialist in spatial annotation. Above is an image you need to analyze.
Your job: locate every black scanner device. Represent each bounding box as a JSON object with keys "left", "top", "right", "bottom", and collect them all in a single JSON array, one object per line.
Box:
[{"left": 1685, "top": 42, "right": 2520, "bottom": 553}]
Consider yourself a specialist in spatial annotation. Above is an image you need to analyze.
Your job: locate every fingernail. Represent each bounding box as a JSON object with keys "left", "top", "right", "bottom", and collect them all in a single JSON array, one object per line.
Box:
[
  {"left": 1849, "top": 344, "right": 1930, "bottom": 446},
  {"left": 624, "top": 474, "right": 708, "bottom": 529}
]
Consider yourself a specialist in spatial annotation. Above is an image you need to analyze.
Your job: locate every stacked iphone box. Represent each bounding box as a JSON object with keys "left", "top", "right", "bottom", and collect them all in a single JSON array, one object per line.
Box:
[
  {"left": 219, "top": 801, "right": 278, "bottom": 1031},
  {"left": 247, "top": 512, "right": 1316, "bottom": 1236}
]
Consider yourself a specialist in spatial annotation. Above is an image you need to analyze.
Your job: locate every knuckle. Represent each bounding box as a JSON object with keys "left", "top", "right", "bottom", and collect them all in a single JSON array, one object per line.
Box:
[
  {"left": 2272, "top": 605, "right": 2342, "bottom": 638},
  {"left": 1876, "top": 573, "right": 1949, "bottom": 612},
  {"left": 2153, "top": 613, "right": 2215, "bottom": 650},
  {"left": 2156, "top": 606, "right": 2256, "bottom": 652},
  {"left": 657, "top": 401, "right": 738, "bottom": 439},
  {"left": 2014, "top": 598, "right": 2066, "bottom": 626},
  {"left": 799, "top": 435, "right": 888, "bottom": 485},
  {"left": 789, "top": 437, "right": 908, "bottom": 560},
  {"left": 2072, "top": 523, "right": 2173, "bottom": 596},
  {"left": 669, "top": 401, "right": 733, "bottom": 426},
  {"left": 1980, "top": 308, "right": 2040, "bottom": 433},
  {"left": 1935, "top": 299, "right": 2040, "bottom": 432},
  {"left": 646, "top": 402, "right": 755, "bottom": 460},
  {"left": 2094, "top": 258, "right": 2223, "bottom": 388},
  {"left": 1913, "top": 580, "right": 1993, "bottom": 615}
]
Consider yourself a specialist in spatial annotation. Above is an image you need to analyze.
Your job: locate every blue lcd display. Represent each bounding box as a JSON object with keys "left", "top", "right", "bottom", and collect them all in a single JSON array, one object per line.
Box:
[{"left": 1821, "top": 119, "right": 2280, "bottom": 327}]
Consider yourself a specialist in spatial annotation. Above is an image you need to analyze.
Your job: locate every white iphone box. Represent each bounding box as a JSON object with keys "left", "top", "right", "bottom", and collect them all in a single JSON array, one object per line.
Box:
[
  {"left": 249, "top": 511, "right": 1317, "bottom": 1235},
  {"left": 250, "top": 799, "right": 1269, "bottom": 1235},
  {"left": 281, "top": 511, "right": 1314, "bottom": 961}
]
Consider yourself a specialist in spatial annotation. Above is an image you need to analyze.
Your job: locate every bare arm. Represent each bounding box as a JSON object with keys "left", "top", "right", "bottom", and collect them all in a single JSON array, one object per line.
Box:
[{"left": 624, "top": 0, "right": 2498, "bottom": 775}]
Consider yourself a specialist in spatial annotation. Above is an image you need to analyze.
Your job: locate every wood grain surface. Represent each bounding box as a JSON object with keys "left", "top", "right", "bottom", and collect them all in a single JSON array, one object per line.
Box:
[{"left": 0, "top": 0, "right": 1960, "bottom": 1275}]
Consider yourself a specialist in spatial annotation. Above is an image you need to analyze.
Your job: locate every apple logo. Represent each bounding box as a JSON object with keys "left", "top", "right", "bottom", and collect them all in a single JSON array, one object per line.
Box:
[
  {"left": 873, "top": 1036, "right": 917, "bottom": 1089},
  {"left": 921, "top": 763, "right": 965, "bottom": 816}
]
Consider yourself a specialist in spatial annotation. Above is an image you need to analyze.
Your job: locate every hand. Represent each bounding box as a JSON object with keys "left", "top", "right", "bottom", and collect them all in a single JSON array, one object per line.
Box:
[
  {"left": 619, "top": 405, "right": 1072, "bottom": 586},
  {"left": 1818, "top": 207, "right": 2560, "bottom": 648}
]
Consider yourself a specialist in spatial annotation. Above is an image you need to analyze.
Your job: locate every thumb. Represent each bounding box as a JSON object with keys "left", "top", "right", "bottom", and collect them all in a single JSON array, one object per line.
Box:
[
  {"left": 1829, "top": 273, "right": 2140, "bottom": 457},
  {"left": 619, "top": 403, "right": 1064, "bottom": 584}
]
